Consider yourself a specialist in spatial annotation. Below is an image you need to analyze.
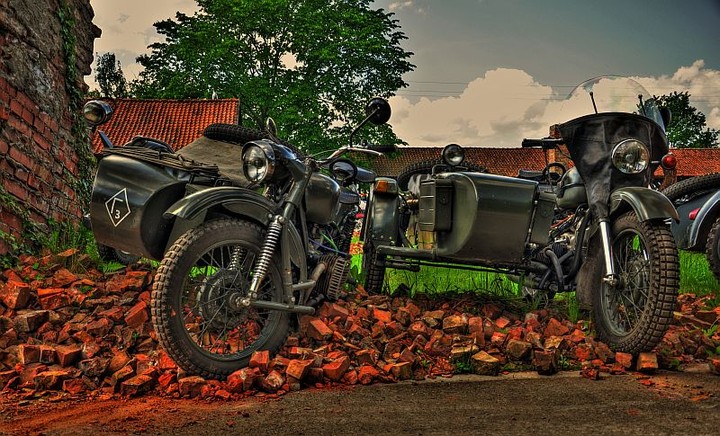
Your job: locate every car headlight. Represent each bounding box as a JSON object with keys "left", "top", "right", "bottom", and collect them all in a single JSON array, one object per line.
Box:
[
  {"left": 242, "top": 141, "right": 275, "bottom": 183},
  {"left": 611, "top": 139, "right": 649, "bottom": 174},
  {"left": 442, "top": 143, "right": 465, "bottom": 166}
]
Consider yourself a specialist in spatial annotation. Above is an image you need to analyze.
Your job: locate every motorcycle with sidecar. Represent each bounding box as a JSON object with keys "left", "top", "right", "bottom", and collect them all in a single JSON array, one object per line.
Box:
[
  {"left": 84, "top": 98, "right": 394, "bottom": 378},
  {"left": 362, "top": 76, "right": 680, "bottom": 354}
]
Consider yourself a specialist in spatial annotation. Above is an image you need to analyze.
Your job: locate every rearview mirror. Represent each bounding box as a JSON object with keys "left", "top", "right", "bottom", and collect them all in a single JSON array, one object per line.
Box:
[
  {"left": 659, "top": 107, "right": 672, "bottom": 128},
  {"left": 365, "top": 98, "right": 391, "bottom": 125}
]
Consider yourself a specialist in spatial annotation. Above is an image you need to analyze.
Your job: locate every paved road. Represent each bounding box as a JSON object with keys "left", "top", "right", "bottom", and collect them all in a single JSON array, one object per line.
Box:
[{"left": 2, "top": 365, "right": 719, "bottom": 435}]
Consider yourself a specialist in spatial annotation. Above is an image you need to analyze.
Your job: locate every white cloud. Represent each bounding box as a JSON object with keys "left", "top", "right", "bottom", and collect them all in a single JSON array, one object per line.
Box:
[
  {"left": 390, "top": 61, "right": 720, "bottom": 147},
  {"left": 388, "top": 1, "right": 426, "bottom": 14}
]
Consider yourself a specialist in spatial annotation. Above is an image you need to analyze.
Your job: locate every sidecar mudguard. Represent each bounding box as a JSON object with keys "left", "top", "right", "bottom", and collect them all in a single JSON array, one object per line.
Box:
[
  {"left": 609, "top": 187, "right": 679, "bottom": 222},
  {"left": 364, "top": 177, "right": 401, "bottom": 245},
  {"left": 164, "top": 186, "right": 307, "bottom": 269},
  {"left": 683, "top": 189, "right": 720, "bottom": 250}
]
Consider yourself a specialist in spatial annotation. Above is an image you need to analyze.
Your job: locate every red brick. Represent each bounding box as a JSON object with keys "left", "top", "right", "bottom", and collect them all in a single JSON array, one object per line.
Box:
[
  {"left": 2, "top": 178, "right": 29, "bottom": 201},
  {"left": 372, "top": 308, "right": 392, "bottom": 323},
  {"left": 357, "top": 365, "right": 380, "bottom": 385},
  {"left": 39, "top": 345, "right": 55, "bottom": 364},
  {"left": 442, "top": 314, "right": 468, "bottom": 334},
  {"left": 124, "top": 301, "right": 149, "bottom": 328},
  {"left": 322, "top": 355, "right": 350, "bottom": 381},
  {"left": 178, "top": 376, "right": 207, "bottom": 398},
  {"left": 636, "top": 353, "right": 658, "bottom": 373},
  {"left": 544, "top": 318, "right": 570, "bottom": 337},
  {"left": 285, "top": 359, "right": 313, "bottom": 381},
  {"left": 34, "top": 370, "right": 70, "bottom": 390},
  {"left": 390, "top": 362, "right": 413, "bottom": 380},
  {"left": 62, "top": 378, "right": 87, "bottom": 394},
  {"left": 158, "top": 373, "right": 177, "bottom": 390},
  {"left": 260, "top": 370, "right": 285, "bottom": 393},
  {"left": 55, "top": 344, "right": 82, "bottom": 367},
  {"left": 226, "top": 367, "right": 257, "bottom": 393},
  {"left": 533, "top": 349, "right": 559, "bottom": 375},
  {"left": 120, "top": 374, "right": 155, "bottom": 397},
  {"left": 506, "top": 339, "right": 532, "bottom": 361},
  {"left": 307, "top": 318, "right": 333, "bottom": 341},
  {"left": 249, "top": 350, "right": 270, "bottom": 372},
  {"left": 85, "top": 318, "right": 113, "bottom": 337},
  {"left": 1, "top": 281, "right": 32, "bottom": 310},
  {"left": 18, "top": 344, "right": 40, "bottom": 364},
  {"left": 574, "top": 344, "right": 594, "bottom": 362}
]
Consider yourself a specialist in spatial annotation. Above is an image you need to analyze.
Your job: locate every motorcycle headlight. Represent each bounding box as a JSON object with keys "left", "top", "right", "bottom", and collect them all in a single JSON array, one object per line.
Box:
[
  {"left": 442, "top": 143, "right": 465, "bottom": 166},
  {"left": 242, "top": 141, "right": 275, "bottom": 183},
  {"left": 611, "top": 139, "right": 649, "bottom": 174}
]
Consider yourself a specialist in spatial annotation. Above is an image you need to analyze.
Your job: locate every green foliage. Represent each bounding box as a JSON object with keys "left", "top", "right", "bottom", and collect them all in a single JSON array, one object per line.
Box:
[
  {"left": 94, "top": 52, "right": 129, "bottom": 98},
  {"left": 654, "top": 91, "right": 719, "bottom": 148},
  {"left": 132, "top": 0, "right": 415, "bottom": 154}
]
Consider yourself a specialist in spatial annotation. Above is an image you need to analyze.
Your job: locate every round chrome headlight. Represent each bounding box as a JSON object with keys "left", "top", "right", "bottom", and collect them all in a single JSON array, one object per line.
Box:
[
  {"left": 611, "top": 139, "right": 649, "bottom": 174},
  {"left": 242, "top": 141, "right": 275, "bottom": 183},
  {"left": 442, "top": 143, "right": 465, "bottom": 166}
]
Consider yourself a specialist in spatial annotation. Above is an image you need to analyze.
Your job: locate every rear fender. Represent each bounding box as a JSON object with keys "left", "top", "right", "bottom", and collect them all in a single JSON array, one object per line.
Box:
[
  {"left": 164, "top": 186, "right": 306, "bottom": 270},
  {"left": 686, "top": 190, "right": 720, "bottom": 249},
  {"left": 364, "top": 177, "right": 400, "bottom": 246},
  {"left": 609, "top": 187, "right": 679, "bottom": 222}
]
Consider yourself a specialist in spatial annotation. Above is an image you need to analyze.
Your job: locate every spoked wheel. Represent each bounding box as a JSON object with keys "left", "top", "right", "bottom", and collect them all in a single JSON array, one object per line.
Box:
[
  {"left": 591, "top": 212, "right": 678, "bottom": 354},
  {"left": 152, "top": 219, "right": 289, "bottom": 379}
]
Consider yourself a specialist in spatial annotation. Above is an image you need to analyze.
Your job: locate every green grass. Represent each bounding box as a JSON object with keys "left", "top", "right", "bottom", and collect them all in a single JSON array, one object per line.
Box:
[{"left": 350, "top": 249, "right": 720, "bottom": 313}]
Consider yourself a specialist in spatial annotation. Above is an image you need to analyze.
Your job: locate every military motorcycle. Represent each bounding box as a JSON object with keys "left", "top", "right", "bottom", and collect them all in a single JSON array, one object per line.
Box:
[
  {"left": 85, "top": 97, "right": 393, "bottom": 378},
  {"left": 362, "top": 76, "right": 680, "bottom": 354}
]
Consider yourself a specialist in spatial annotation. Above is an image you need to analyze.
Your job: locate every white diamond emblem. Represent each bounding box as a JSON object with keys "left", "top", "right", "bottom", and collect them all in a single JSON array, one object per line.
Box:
[{"left": 105, "top": 188, "right": 131, "bottom": 227}]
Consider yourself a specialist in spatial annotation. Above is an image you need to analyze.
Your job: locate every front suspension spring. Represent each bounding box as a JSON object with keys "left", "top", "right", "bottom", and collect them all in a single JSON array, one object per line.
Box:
[{"left": 248, "top": 215, "right": 284, "bottom": 297}]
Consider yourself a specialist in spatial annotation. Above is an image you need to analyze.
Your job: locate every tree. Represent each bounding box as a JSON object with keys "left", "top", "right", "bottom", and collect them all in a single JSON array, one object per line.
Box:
[
  {"left": 132, "top": 0, "right": 414, "bottom": 153},
  {"left": 94, "top": 52, "right": 129, "bottom": 98},
  {"left": 654, "top": 91, "right": 719, "bottom": 148}
]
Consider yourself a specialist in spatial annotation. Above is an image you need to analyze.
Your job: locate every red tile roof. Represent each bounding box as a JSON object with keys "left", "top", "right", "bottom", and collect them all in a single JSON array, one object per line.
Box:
[
  {"left": 89, "top": 98, "right": 239, "bottom": 153},
  {"left": 366, "top": 147, "right": 549, "bottom": 178},
  {"left": 670, "top": 148, "right": 720, "bottom": 177}
]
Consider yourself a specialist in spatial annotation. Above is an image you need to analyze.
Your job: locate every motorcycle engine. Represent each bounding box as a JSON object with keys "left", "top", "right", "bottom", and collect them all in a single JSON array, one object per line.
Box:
[{"left": 316, "top": 255, "right": 351, "bottom": 301}]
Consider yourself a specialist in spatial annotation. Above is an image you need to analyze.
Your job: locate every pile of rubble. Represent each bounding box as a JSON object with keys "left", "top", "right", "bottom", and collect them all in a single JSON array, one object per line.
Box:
[{"left": 0, "top": 250, "right": 718, "bottom": 401}]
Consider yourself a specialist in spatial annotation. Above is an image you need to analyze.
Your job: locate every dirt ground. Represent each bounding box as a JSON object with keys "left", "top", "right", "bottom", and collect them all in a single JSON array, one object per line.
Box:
[{"left": 1, "top": 364, "right": 718, "bottom": 436}]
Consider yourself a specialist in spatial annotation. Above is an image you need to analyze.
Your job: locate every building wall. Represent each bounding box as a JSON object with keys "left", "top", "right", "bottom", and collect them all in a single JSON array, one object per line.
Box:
[{"left": 0, "top": 0, "right": 99, "bottom": 254}]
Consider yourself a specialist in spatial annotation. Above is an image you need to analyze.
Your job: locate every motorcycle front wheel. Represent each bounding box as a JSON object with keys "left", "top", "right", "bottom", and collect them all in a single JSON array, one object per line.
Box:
[
  {"left": 590, "top": 212, "right": 678, "bottom": 354},
  {"left": 151, "top": 219, "right": 289, "bottom": 379}
]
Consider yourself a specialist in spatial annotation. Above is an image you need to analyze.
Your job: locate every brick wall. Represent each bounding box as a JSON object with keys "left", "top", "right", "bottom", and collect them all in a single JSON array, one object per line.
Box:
[{"left": 0, "top": 0, "right": 99, "bottom": 255}]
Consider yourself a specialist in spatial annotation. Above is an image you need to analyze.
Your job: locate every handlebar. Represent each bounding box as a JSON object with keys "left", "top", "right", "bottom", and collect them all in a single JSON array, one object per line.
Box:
[
  {"left": 366, "top": 144, "right": 398, "bottom": 153},
  {"left": 521, "top": 138, "right": 564, "bottom": 149}
]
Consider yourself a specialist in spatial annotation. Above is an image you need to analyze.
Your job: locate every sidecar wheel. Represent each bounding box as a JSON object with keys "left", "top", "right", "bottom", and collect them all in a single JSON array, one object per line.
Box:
[
  {"left": 96, "top": 244, "right": 140, "bottom": 265},
  {"left": 662, "top": 172, "right": 720, "bottom": 202},
  {"left": 705, "top": 217, "right": 720, "bottom": 281},
  {"left": 152, "top": 219, "right": 289, "bottom": 379},
  {"left": 363, "top": 241, "right": 386, "bottom": 294},
  {"left": 590, "top": 212, "right": 678, "bottom": 354}
]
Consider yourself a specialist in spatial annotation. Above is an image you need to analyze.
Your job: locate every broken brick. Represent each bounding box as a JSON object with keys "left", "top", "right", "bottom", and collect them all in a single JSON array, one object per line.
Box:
[
  {"left": 390, "top": 362, "right": 413, "bottom": 380},
  {"left": 322, "top": 355, "right": 350, "bottom": 381},
  {"left": 358, "top": 365, "right": 380, "bottom": 385},
  {"left": 636, "top": 353, "right": 658, "bottom": 373},
  {"left": 285, "top": 359, "right": 313, "bottom": 381},
  {"left": 249, "top": 350, "right": 270, "bottom": 372},
  {"left": 1, "top": 281, "right": 32, "bottom": 310},
  {"left": 261, "top": 370, "right": 285, "bottom": 393},
  {"left": 544, "top": 318, "right": 569, "bottom": 337},
  {"left": 120, "top": 374, "right": 155, "bottom": 397},
  {"left": 471, "top": 351, "right": 500, "bottom": 376},
  {"left": 178, "top": 376, "right": 207, "bottom": 398},
  {"left": 307, "top": 318, "right": 333, "bottom": 341},
  {"left": 226, "top": 367, "right": 258, "bottom": 393},
  {"left": 442, "top": 314, "right": 468, "bottom": 334},
  {"left": 124, "top": 301, "right": 149, "bottom": 328},
  {"left": 533, "top": 349, "right": 559, "bottom": 375},
  {"left": 505, "top": 339, "right": 532, "bottom": 361}
]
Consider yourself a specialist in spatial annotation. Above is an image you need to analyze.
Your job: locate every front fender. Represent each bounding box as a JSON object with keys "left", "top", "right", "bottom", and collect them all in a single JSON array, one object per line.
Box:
[
  {"left": 164, "top": 186, "right": 277, "bottom": 224},
  {"left": 609, "top": 187, "right": 679, "bottom": 222},
  {"left": 164, "top": 186, "right": 306, "bottom": 271},
  {"left": 687, "top": 190, "right": 720, "bottom": 248}
]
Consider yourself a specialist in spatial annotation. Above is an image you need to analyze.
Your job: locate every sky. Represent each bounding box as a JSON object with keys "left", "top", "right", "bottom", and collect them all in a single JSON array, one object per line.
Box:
[{"left": 89, "top": 0, "right": 720, "bottom": 147}]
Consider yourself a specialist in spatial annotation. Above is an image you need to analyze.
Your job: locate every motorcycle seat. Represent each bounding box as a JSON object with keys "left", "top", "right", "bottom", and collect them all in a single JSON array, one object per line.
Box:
[
  {"left": 355, "top": 166, "right": 376, "bottom": 184},
  {"left": 517, "top": 169, "right": 544, "bottom": 181}
]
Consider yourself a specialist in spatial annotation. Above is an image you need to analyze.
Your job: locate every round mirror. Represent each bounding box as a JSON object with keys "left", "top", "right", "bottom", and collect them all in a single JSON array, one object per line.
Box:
[
  {"left": 442, "top": 143, "right": 465, "bottom": 166},
  {"left": 365, "top": 98, "right": 391, "bottom": 125},
  {"left": 330, "top": 159, "right": 358, "bottom": 183}
]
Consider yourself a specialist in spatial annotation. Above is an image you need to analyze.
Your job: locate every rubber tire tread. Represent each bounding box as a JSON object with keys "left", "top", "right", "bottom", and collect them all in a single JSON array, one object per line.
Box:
[
  {"left": 662, "top": 173, "right": 720, "bottom": 201},
  {"left": 203, "top": 123, "right": 303, "bottom": 157},
  {"left": 151, "top": 219, "right": 289, "bottom": 379},
  {"left": 705, "top": 217, "right": 720, "bottom": 281},
  {"left": 362, "top": 240, "right": 386, "bottom": 294},
  {"left": 590, "top": 212, "right": 679, "bottom": 354},
  {"left": 396, "top": 159, "right": 486, "bottom": 191}
]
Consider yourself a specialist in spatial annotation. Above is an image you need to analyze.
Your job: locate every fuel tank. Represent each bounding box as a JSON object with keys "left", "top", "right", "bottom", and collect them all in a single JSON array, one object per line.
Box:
[{"left": 304, "top": 173, "right": 341, "bottom": 225}]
